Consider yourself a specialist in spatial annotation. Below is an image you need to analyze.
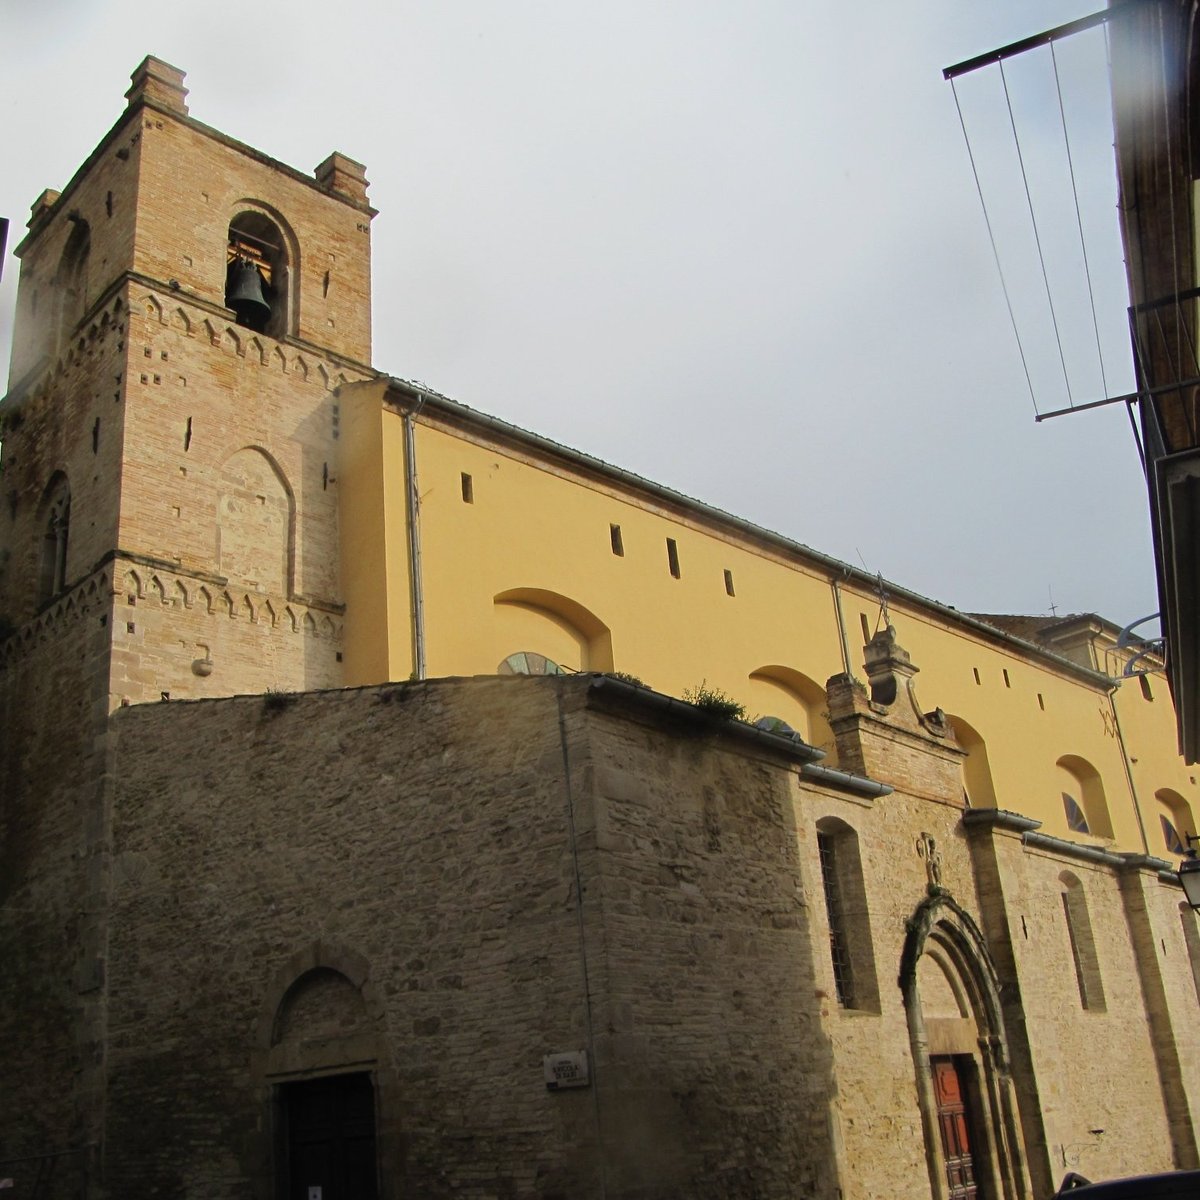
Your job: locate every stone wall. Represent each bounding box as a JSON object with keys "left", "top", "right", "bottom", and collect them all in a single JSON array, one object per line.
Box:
[
  {"left": 5, "top": 670, "right": 1200, "bottom": 1199},
  {"left": 0, "top": 571, "right": 115, "bottom": 1187},
  {"left": 102, "top": 677, "right": 861, "bottom": 1199}
]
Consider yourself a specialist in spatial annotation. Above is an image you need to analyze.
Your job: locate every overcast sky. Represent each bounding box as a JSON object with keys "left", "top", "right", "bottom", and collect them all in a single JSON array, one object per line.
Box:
[{"left": 0, "top": 1, "right": 1160, "bottom": 630}]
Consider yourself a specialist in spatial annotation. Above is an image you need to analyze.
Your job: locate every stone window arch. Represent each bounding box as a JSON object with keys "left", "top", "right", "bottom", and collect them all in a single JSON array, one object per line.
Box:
[
  {"left": 1059, "top": 871, "right": 1106, "bottom": 1012},
  {"left": 226, "top": 207, "right": 296, "bottom": 339},
  {"left": 37, "top": 472, "right": 71, "bottom": 602},
  {"left": 1056, "top": 755, "right": 1112, "bottom": 839},
  {"left": 814, "top": 816, "right": 879, "bottom": 1012}
]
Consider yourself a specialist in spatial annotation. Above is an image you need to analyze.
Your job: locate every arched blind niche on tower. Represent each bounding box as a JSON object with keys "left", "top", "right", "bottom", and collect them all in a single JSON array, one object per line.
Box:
[{"left": 37, "top": 472, "right": 71, "bottom": 603}]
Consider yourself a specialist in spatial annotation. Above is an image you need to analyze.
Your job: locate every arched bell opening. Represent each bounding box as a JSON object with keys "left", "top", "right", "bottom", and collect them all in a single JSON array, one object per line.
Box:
[
  {"left": 226, "top": 210, "right": 292, "bottom": 339},
  {"left": 901, "top": 892, "right": 1033, "bottom": 1200}
]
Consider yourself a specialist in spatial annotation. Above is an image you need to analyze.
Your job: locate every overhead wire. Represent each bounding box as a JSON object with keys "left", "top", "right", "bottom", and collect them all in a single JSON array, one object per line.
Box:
[
  {"left": 951, "top": 75, "right": 1040, "bottom": 417},
  {"left": 999, "top": 56, "right": 1075, "bottom": 409},
  {"left": 1051, "top": 37, "right": 1110, "bottom": 400}
]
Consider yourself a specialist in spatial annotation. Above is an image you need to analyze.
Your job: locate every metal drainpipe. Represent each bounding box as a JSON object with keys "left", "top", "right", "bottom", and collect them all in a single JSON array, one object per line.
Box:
[
  {"left": 402, "top": 396, "right": 427, "bottom": 680},
  {"left": 830, "top": 577, "right": 853, "bottom": 677},
  {"left": 1108, "top": 684, "right": 1151, "bottom": 857}
]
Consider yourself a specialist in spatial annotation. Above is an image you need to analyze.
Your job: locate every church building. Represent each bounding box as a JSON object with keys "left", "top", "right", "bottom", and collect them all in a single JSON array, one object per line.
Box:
[{"left": 2, "top": 56, "right": 1200, "bottom": 1200}]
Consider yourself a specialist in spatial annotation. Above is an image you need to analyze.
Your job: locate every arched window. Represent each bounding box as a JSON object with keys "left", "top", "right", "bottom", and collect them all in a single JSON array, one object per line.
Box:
[
  {"left": 38, "top": 474, "right": 71, "bottom": 602},
  {"left": 1063, "top": 792, "right": 1090, "bottom": 834},
  {"left": 1056, "top": 755, "right": 1112, "bottom": 839},
  {"left": 498, "top": 651, "right": 567, "bottom": 676},
  {"left": 1156, "top": 788, "right": 1194, "bottom": 857},
  {"left": 814, "top": 817, "right": 879, "bottom": 1013},
  {"left": 226, "top": 210, "right": 290, "bottom": 339},
  {"left": 1060, "top": 871, "right": 1106, "bottom": 1012}
]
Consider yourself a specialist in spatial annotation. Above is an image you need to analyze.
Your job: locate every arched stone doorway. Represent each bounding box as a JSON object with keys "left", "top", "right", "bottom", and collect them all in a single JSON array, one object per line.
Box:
[
  {"left": 900, "top": 892, "right": 1031, "bottom": 1200},
  {"left": 252, "top": 943, "right": 394, "bottom": 1200}
]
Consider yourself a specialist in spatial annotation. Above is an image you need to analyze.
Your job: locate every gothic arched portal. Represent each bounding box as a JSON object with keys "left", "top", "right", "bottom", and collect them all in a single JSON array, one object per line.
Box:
[{"left": 900, "top": 891, "right": 1032, "bottom": 1200}]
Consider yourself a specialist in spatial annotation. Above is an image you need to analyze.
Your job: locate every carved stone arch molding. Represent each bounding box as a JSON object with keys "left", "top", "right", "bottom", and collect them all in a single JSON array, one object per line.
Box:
[{"left": 901, "top": 889, "right": 1032, "bottom": 1200}]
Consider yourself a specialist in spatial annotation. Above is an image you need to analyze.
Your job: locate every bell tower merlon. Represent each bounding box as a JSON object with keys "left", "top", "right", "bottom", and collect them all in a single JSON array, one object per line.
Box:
[{"left": 125, "top": 55, "right": 189, "bottom": 115}]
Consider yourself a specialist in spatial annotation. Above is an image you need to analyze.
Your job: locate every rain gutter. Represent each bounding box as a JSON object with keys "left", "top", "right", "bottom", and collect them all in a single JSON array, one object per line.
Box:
[{"left": 586, "top": 675, "right": 891, "bottom": 800}]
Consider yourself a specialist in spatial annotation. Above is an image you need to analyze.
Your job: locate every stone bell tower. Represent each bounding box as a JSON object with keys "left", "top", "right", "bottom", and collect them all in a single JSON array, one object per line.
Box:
[
  {"left": 1, "top": 56, "right": 376, "bottom": 711},
  {"left": 0, "top": 56, "right": 374, "bottom": 1177}
]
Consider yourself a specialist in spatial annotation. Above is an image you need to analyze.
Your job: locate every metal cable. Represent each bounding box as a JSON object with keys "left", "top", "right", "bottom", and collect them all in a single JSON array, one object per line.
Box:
[
  {"left": 1051, "top": 39, "right": 1110, "bottom": 398},
  {"left": 951, "top": 75, "right": 1039, "bottom": 416},
  {"left": 1000, "top": 56, "right": 1074, "bottom": 407}
]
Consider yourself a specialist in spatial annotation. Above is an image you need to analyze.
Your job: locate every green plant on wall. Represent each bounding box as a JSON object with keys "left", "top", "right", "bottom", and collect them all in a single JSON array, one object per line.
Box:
[
  {"left": 682, "top": 680, "right": 746, "bottom": 721},
  {"left": 608, "top": 670, "right": 649, "bottom": 688}
]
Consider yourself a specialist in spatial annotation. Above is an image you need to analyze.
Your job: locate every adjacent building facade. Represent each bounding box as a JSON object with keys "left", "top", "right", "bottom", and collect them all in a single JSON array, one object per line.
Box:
[{"left": 2, "top": 56, "right": 1200, "bottom": 1200}]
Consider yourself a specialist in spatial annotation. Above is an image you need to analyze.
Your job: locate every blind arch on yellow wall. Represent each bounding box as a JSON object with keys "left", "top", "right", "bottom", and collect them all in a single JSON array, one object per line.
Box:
[
  {"left": 945, "top": 714, "right": 997, "bottom": 809},
  {"left": 493, "top": 588, "right": 614, "bottom": 673},
  {"left": 748, "top": 666, "right": 835, "bottom": 762}
]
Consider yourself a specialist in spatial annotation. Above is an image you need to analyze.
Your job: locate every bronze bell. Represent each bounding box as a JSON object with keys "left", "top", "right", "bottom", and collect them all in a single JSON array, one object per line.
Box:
[{"left": 226, "top": 258, "right": 271, "bottom": 328}]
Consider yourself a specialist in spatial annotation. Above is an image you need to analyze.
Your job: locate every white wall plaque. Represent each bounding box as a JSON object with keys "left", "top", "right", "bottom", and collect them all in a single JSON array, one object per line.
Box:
[{"left": 543, "top": 1050, "right": 589, "bottom": 1090}]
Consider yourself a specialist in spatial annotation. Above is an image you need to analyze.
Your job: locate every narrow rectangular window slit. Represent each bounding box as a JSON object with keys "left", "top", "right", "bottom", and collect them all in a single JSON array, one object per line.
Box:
[
  {"left": 973, "top": 667, "right": 981, "bottom": 685},
  {"left": 1003, "top": 668, "right": 1011, "bottom": 688},
  {"left": 724, "top": 569, "right": 735, "bottom": 596},
  {"left": 461, "top": 472, "right": 474, "bottom": 503},
  {"left": 1140, "top": 675, "right": 1154, "bottom": 701},
  {"left": 184, "top": 416, "right": 192, "bottom": 451},
  {"left": 666, "top": 537, "right": 680, "bottom": 579},
  {"left": 610, "top": 523, "right": 624, "bottom": 556},
  {"left": 860, "top": 613, "right": 871, "bottom": 644},
  {"left": 1037, "top": 693, "right": 1045, "bottom": 711}
]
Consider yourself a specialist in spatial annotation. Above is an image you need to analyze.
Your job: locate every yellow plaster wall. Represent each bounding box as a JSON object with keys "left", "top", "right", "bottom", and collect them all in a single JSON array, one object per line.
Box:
[
  {"left": 339, "top": 400, "right": 1196, "bottom": 857},
  {"left": 836, "top": 584, "right": 1163, "bottom": 849},
  {"left": 339, "top": 380, "right": 410, "bottom": 685},
  {"left": 404, "top": 417, "right": 846, "bottom": 703}
]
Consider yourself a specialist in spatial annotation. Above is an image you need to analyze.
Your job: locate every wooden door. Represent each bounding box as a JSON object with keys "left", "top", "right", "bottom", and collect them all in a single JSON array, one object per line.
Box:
[
  {"left": 281, "top": 1072, "right": 378, "bottom": 1200},
  {"left": 931, "top": 1056, "right": 981, "bottom": 1200}
]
